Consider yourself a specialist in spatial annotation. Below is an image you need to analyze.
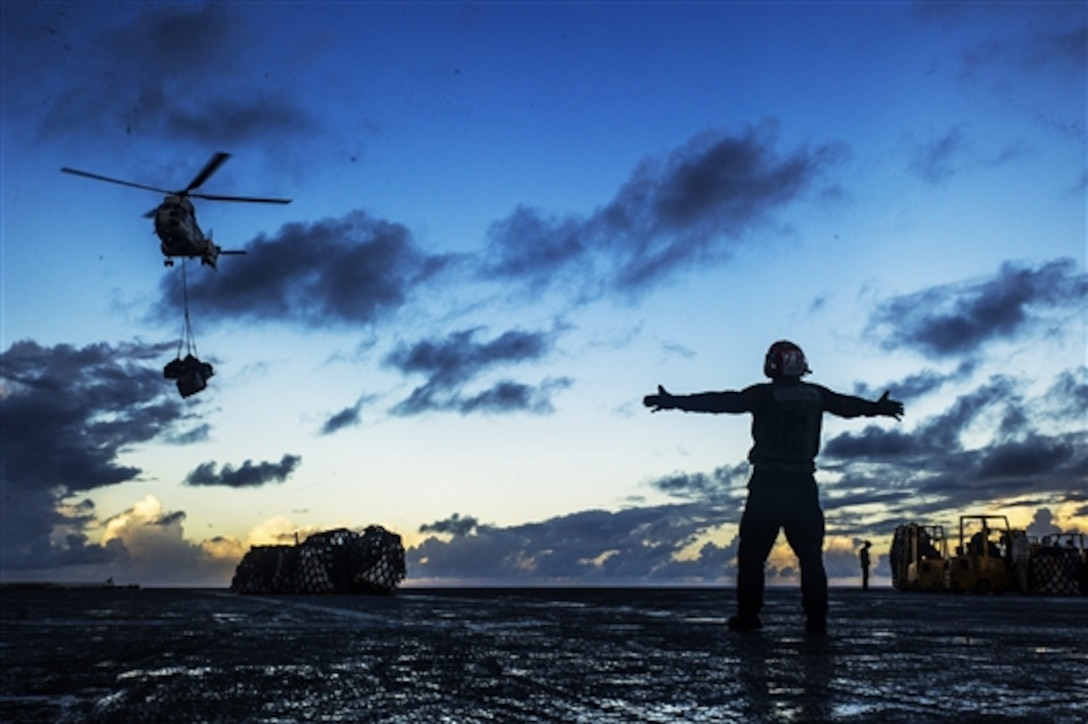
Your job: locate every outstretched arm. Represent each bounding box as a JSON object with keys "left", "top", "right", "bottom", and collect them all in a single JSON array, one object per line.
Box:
[
  {"left": 643, "top": 384, "right": 754, "bottom": 414},
  {"left": 824, "top": 388, "right": 904, "bottom": 420}
]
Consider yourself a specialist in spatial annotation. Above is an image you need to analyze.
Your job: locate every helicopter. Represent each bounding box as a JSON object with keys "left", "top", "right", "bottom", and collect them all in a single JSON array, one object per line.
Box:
[{"left": 61, "top": 152, "right": 291, "bottom": 269}]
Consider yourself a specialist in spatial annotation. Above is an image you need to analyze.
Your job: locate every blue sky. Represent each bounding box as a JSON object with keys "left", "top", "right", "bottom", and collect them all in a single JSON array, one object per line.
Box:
[{"left": 1, "top": 1, "right": 1085, "bottom": 587}]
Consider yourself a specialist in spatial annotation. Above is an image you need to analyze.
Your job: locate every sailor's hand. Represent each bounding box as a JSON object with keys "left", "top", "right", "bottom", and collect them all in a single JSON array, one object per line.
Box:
[
  {"left": 876, "top": 390, "right": 904, "bottom": 421},
  {"left": 644, "top": 384, "right": 675, "bottom": 412}
]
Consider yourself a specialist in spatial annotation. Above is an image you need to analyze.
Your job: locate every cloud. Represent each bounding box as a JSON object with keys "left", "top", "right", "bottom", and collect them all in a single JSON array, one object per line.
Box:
[
  {"left": 419, "top": 513, "right": 480, "bottom": 537},
  {"left": 10, "top": 4, "right": 317, "bottom": 147},
  {"left": 183, "top": 454, "right": 302, "bottom": 488},
  {"left": 635, "top": 355, "right": 1085, "bottom": 549},
  {"left": 852, "top": 361, "right": 977, "bottom": 403},
  {"left": 959, "top": 14, "right": 1087, "bottom": 82},
  {"left": 1045, "top": 368, "right": 1088, "bottom": 418},
  {"left": 902, "top": 125, "right": 1029, "bottom": 185},
  {"left": 646, "top": 464, "right": 750, "bottom": 505},
  {"left": 823, "top": 371, "right": 1088, "bottom": 517},
  {"left": 869, "top": 258, "right": 1087, "bottom": 358},
  {"left": 319, "top": 396, "right": 372, "bottom": 436},
  {"left": 384, "top": 326, "right": 572, "bottom": 416},
  {"left": 481, "top": 121, "right": 847, "bottom": 298},
  {"left": 97, "top": 495, "right": 238, "bottom": 586},
  {"left": 906, "top": 126, "right": 972, "bottom": 184},
  {"left": 915, "top": 2, "right": 1086, "bottom": 78},
  {"left": 156, "top": 211, "right": 453, "bottom": 327},
  {"left": 409, "top": 504, "right": 734, "bottom": 584},
  {"left": 1, "top": 340, "right": 172, "bottom": 492},
  {"left": 408, "top": 502, "right": 919, "bottom": 585},
  {"left": 0, "top": 339, "right": 202, "bottom": 572},
  {"left": 1025, "top": 508, "right": 1064, "bottom": 539}
]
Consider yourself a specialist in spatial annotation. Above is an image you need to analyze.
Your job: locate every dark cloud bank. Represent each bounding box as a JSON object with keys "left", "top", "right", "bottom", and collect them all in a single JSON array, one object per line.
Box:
[
  {"left": 0, "top": 340, "right": 186, "bottom": 571},
  {"left": 0, "top": 340, "right": 300, "bottom": 575},
  {"left": 409, "top": 505, "right": 740, "bottom": 585},
  {"left": 158, "top": 212, "right": 452, "bottom": 327}
]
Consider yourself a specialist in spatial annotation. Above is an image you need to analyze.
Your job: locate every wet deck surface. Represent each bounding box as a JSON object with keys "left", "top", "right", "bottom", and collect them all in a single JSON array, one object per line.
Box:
[{"left": 1, "top": 586, "right": 1085, "bottom": 722}]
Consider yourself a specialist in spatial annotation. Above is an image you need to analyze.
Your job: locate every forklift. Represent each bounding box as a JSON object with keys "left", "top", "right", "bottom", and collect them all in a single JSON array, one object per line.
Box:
[
  {"left": 946, "top": 515, "right": 1026, "bottom": 594},
  {"left": 890, "top": 523, "right": 949, "bottom": 591}
]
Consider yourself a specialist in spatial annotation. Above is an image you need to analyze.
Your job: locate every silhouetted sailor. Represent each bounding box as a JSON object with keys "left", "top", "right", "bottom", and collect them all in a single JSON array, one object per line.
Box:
[
  {"left": 859, "top": 541, "right": 872, "bottom": 591},
  {"left": 644, "top": 340, "right": 903, "bottom": 633}
]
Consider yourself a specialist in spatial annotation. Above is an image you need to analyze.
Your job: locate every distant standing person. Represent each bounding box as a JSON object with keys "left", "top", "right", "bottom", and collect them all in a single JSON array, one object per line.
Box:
[
  {"left": 643, "top": 341, "right": 904, "bottom": 633},
  {"left": 860, "top": 541, "right": 872, "bottom": 591}
]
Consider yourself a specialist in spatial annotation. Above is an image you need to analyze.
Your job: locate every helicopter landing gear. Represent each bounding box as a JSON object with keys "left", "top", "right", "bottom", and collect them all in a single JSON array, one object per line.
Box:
[{"left": 164, "top": 259, "right": 175, "bottom": 267}]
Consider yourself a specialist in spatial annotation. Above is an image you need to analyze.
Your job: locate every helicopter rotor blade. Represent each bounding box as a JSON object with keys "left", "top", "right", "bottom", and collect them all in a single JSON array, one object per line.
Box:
[
  {"left": 61, "top": 167, "right": 174, "bottom": 195},
  {"left": 184, "top": 152, "right": 231, "bottom": 193},
  {"left": 189, "top": 192, "right": 292, "bottom": 205}
]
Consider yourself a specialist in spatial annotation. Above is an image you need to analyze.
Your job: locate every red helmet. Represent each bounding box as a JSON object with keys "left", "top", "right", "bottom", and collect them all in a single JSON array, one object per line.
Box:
[{"left": 764, "top": 340, "right": 811, "bottom": 378}]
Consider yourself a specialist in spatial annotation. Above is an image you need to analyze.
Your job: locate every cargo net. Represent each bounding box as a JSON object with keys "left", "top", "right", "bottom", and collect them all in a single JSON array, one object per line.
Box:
[
  {"left": 1030, "top": 547, "right": 1086, "bottom": 596},
  {"left": 230, "top": 526, "right": 406, "bottom": 595}
]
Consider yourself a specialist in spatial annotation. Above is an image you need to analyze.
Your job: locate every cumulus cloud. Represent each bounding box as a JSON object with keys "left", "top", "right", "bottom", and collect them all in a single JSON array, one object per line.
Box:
[
  {"left": 481, "top": 121, "right": 847, "bottom": 299},
  {"left": 95, "top": 495, "right": 238, "bottom": 586},
  {"left": 183, "top": 454, "right": 302, "bottom": 488},
  {"left": 155, "top": 211, "right": 452, "bottom": 328},
  {"left": 1025, "top": 508, "right": 1065, "bottom": 539},
  {"left": 0, "top": 493, "right": 240, "bottom": 586},
  {"left": 869, "top": 258, "right": 1087, "bottom": 358},
  {"left": 0, "top": 339, "right": 200, "bottom": 572},
  {"left": 384, "top": 326, "right": 572, "bottom": 416}
]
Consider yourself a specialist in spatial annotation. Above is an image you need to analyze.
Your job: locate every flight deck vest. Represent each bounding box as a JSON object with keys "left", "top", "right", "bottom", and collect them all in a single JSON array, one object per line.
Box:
[{"left": 747, "top": 381, "right": 823, "bottom": 472}]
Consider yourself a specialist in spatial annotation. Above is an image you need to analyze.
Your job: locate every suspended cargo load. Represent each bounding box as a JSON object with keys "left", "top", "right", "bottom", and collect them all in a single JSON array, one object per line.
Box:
[
  {"left": 161, "top": 258, "right": 218, "bottom": 399},
  {"left": 163, "top": 353, "right": 214, "bottom": 398},
  {"left": 231, "top": 526, "right": 406, "bottom": 595}
]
